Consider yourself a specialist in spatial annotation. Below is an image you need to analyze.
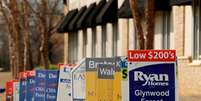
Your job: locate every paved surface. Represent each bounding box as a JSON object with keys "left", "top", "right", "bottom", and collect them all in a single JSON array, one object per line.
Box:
[{"left": 0, "top": 67, "right": 201, "bottom": 101}]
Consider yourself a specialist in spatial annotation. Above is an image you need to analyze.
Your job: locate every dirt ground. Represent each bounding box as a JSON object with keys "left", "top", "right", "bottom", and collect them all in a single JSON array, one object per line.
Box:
[
  {"left": 0, "top": 72, "right": 12, "bottom": 101},
  {"left": 0, "top": 67, "right": 201, "bottom": 101}
]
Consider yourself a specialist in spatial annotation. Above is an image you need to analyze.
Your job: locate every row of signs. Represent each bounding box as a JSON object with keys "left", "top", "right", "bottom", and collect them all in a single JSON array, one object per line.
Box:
[{"left": 5, "top": 50, "right": 177, "bottom": 101}]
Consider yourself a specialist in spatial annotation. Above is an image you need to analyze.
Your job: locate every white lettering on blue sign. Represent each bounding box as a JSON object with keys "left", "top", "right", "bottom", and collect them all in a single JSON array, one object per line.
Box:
[
  {"left": 134, "top": 71, "right": 169, "bottom": 86},
  {"left": 49, "top": 73, "right": 57, "bottom": 79},
  {"left": 35, "top": 87, "right": 45, "bottom": 91},
  {"left": 38, "top": 73, "right": 45, "bottom": 78},
  {"left": 46, "top": 88, "right": 56, "bottom": 93},
  {"left": 135, "top": 90, "right": 169, "bottom": 97}
]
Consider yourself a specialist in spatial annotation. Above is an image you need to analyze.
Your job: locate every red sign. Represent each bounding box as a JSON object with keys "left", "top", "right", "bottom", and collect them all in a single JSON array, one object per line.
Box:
[
  {"left": 19, "top": 72, "right": 27, "bottom": 79},
  {"left": 57, "top": 63, "right": 76, "bottom": 69},
  {"left": 27, "top": 71, "right": 35, "bottom": 77},
  {"left": 5, "top": 80, "right": 18, "bottom": 101},
  {"left": 128, "top": 50, "right": 176, "bottom": 62}
]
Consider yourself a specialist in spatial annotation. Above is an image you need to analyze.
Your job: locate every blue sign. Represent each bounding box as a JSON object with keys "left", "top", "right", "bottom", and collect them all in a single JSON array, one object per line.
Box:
[
  {"left": 129, "top": 63, "right": 176, "bottom": 101},
  {"left": 34, "top": 70, "right": 46, "bottom": 101},
  {"left": 45, "top": 70, "right": 59, "bottom": 101},
  {"left": 19, "top": 78, "right": 27, "bottom": 101},
  {"left": 27, "top": 75, "right": 35, "bottom": 101}
]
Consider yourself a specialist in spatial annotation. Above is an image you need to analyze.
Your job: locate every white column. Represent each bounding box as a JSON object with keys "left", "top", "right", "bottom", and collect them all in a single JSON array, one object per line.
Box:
[
  {"left": 118, "top": 19, "right": 128, "bottom": 56},
  {"left": 106, "top": 23, "right": 113, "bottom": 57},
  {"left": 170, "top": 10, "right": 175, "bottom": 50},
  {"left": 184, "top": 6, "right": 193, "bottom": 57},
  {"left": 154, "top": 11, "right": 163, "bottom": 49},
  {"left": 69, "top": 0, "right": 79, "bottom": 10},
  {"left": 78, "top": 30, "right": 84, "bottom": 61},
  {"left": 96, "top": 26, "right": 102, "bottom": 57},
  {"left": 86, "top": 28, "right": 93, "bottom": 57}
]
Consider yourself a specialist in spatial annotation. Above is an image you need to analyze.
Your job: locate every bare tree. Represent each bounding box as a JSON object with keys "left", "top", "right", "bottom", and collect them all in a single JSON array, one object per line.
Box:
[
  {"left": 0, "top": 0, "right": 63, "bottom": 78},
  {"left": 0, "top": 0, "right": 24, "bottom": 78},
  {"left": 28, "top": 0, "right": 63, "bottom": 69},
  {"left": 129, "top": 0, "right": 155, "bottom": 49},
  {"left": 145, "top": 0, "right": 155, "bottom": 49},
  {"left": 22, "top": 0, "right": 33, "bottom": 70}
]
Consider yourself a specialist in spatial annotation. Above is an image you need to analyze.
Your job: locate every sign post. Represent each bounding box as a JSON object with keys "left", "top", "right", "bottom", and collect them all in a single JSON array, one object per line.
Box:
[{"left": 128, "top": 50, "right": 177, "bottom": 101}]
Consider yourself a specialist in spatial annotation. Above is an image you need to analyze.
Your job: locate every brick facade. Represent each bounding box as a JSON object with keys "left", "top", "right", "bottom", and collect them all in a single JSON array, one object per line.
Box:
[{"left": 63, "top": 0, "right": 201, "bottom": 68}]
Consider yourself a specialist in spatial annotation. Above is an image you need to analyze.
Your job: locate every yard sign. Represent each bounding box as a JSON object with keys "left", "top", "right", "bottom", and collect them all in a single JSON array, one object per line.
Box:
[{"left": 128, "top": 50, "right": 177, "bottom": 101}]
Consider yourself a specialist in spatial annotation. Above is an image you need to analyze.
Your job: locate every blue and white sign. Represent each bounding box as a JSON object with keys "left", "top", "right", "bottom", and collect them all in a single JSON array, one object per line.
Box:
[
  {"left": 45, "top": 70, "right": 59, "bottom": 101},
  {"left": 57, "top": 65, "right": 73, "bottom": 101},
  {"left": 19, "top": 73, "right": 27, "bottom": 101},
  {"left": 34, "top": 70, "right": 46, "bottom": 101},
  {"left": 26, "top": 71, "right": 36, "bottom": 101},
  {"left": 128, "top": 50, "right": 177, "bottom": 101},
  {"left": 13, "top": 82, "right": 19, "bottom": 101}
]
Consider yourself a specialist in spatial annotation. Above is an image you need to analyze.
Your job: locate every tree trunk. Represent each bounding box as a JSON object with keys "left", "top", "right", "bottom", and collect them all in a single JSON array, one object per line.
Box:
[
  {"left": 41, "top": 0, "right": 49, "bottom": 69},
  {"left": 11, "top": 0, "right": 24, "bottom": 77},
  {"left": 8, "top": 34, "right": 15, "bottom": 78},
  {"left": 146, "top": 0, "right": 155, "bottom": 49},
  {"left": 23, "top": 0, "right": 33, "bottom": 70},
  {"left": 129, "top": 0, "right": 145, "bottom": 49}
]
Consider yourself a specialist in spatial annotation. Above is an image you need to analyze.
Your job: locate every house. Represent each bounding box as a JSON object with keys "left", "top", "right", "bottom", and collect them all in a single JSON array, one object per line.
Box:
[{"left": 58, "top": 0, "right": 200, "bottom": 68}]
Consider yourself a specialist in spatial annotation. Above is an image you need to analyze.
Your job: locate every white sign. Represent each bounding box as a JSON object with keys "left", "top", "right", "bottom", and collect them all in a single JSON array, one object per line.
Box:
[
  {"left": 71, "top": 59, "right": 86, "bottom": 101},
  {"left": 13, "top": 82, "right": 19, "bottom": 101},
  {"left": 57, "top": 65, "right": 73, "bottom": 101}
]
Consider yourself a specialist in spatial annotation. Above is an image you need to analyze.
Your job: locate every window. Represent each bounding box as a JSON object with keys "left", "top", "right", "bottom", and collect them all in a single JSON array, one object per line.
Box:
[
  {"left": 83, "top": 29, "right": 87, "bottom": 58},
  {"left": 92, "top": 28, "right": 96, "bottom": 57},
  {"left": 112, "top": 22, "right": 118, "bottom": 56},
  {"left": 193, "top": 0, "right": 201, "bottom": 60},
  {"left": 102, "top": 25, "right": 107, "bottom": 57},
  {"left": 154, "top": 11, "right": 171, "bottom": 50},
  {"left": 68, "top": 32, "right": 78, "bottom": 63},
  {"left": 162, "top": 11, "right": 171, "bottom": 49}
]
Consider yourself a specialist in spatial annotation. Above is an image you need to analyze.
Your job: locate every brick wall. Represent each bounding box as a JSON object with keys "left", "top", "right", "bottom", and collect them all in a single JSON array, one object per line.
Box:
[{"left": 173, "top": 6, "right": 185, "bottom": 57}]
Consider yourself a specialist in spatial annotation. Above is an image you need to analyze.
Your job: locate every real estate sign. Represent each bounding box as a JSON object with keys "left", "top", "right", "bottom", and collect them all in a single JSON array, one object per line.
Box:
[
  {"left": 71, "top": 59, "right": 86, "bottom": 101},
  {"left": 19, "top": 72, "right": 27, "bottom": 101},
  {"left": 128, "top": 50, "right": 177, "bottom": 101},
  {"left": 34, "top": 70, "right": 46, "bottom": 101},
  {"left": 85, "top": 58, "right": 116, "bottom": 101},
  {"left": 26, "top": 71, "right": 36, "bottom": 101},
  {"left": 45, "top": 70, "right": 59, "bottom": 101},
  {"left": 96, "top": 64, "right": 114, "bottom": 101},
  {"left": 13, "top": 81, "right": 19, "bottom": 101},
  {"left": 57, "top": 64, "right": 74, "bottom": 101},
  {"left": 6, "top": 80, "right": 16, "bottom": 101},
  {"left": 116, "top": 57, "right": 128, "bottom": 101}
]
